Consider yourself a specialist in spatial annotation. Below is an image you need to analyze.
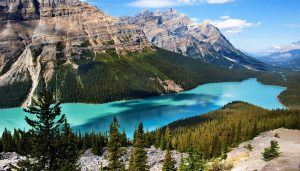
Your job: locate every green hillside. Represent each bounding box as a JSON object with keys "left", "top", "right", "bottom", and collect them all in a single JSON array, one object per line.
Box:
[
  {"left": 47, "top": 48, "right": 255, "bottom": 104},
  {"left": 154, "top": 102, "right": 300, "bottom": 159}
]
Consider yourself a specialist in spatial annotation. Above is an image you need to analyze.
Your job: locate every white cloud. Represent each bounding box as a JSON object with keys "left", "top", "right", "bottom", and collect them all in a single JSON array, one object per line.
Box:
[
  {"left": 207, "top": 16, "right": 261, "bottom": 35},
  {"left": 128, "top": 0, "right": 233, "bottom": 8}
]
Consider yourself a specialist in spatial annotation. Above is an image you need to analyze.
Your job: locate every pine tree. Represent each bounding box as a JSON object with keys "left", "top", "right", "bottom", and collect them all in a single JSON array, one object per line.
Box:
[
  {"left": 1, "top": 128, "right": 13, "bottom": 152},
  {"left": 144, "top": 130, "right": 151, "bottom": 148},
  {"left": 162, "top": 150, "right": 175, "bottom": 171},
  {"left": 57, "top": 120, "right": 80, "bottom": 171},
  {"left": 0, "top": 138, "right": 3, "bottom": 153},
  {"left": 182, "top": 148, "right": 206, "bottom": 171},
  {"left": 162, "top": 126, "right": 175, "bottom": 171},
  {"left": 92, "top": 132, "right": 102, "bottom": 155},
  {"left": 154, "top": 128, "right": 161, "bottom": 149},
  {"left": 164, "top": 127, "right": 172, "bottom": 150},
  {"left": 16, "top": 89, "right": 79, "bottom": 170},
  {"left": 13, "top": 129, "right": 21, "bottom": 153},
  {"left": 77, "top": 131, "right": 83, "bottom": 151},
  {"left": 129, "top": 123, "right": 149, "bottom": 171},
  {"left": 19, "top": 89, "right": 66, "bottom": 170},
  {"left": 121, "top": 130, "right": 128, "bottom": 147},
  {"left": 160, "top": 134, "right": 165, "bottom": 150},
  {"left": 262, "top": 140, "right": 280, "bottom": 161},
  {"left": 107, "top": 117, "right": 124, "bottom": 171}
]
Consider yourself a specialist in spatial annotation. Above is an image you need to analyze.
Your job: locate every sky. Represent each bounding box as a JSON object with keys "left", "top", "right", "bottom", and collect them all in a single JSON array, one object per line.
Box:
[{"left": 85, "top": 0, "right": 300, "bottom": 53}]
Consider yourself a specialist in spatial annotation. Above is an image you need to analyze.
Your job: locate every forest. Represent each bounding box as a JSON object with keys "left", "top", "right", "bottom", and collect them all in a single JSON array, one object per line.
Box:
[{"left": 47, "top": 48, "right": 257, "bottom": 104}]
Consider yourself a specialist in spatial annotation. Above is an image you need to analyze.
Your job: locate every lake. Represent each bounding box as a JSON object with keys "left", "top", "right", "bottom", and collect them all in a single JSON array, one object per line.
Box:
[{"left": 0, "top": 78, "right": 286, "bottom": 137}]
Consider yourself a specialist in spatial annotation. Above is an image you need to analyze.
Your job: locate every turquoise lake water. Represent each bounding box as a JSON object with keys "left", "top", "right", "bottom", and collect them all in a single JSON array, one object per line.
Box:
[{"left": 0, "top": 78, "right": 286, "bottom": 137}]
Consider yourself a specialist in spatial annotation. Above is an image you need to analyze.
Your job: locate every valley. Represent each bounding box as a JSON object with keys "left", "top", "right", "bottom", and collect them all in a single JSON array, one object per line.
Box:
[{"left": 0, "top": 78, "right": 285, "bottom": 136}]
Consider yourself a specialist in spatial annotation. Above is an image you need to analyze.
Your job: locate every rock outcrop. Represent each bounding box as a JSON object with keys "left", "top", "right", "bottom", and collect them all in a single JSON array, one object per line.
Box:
[{"left": 224, "top": 128, "right": 300, "bottom": 171}]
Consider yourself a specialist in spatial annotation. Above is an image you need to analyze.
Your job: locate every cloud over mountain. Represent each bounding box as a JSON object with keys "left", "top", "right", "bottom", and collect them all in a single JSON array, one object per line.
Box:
[{"left": 206, "top": 16, "right": 261, "bottom": 35}]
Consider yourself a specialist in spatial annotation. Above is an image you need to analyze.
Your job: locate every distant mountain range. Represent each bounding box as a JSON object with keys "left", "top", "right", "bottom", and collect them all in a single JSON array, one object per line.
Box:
[
  {"left": 256, "top": 42, "right": 300, "bottom": 70},
  {"left": 0, "top": 0, "right": 270, "bottom": 107}
]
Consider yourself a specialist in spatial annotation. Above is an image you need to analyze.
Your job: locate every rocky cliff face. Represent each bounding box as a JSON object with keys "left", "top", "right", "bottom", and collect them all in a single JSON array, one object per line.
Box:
[
  {"left": 0, "top": 0, "right": 150, "bottom": 106},
  {"left": 120, "top": 9, "right": 269, "bottom": 71}
]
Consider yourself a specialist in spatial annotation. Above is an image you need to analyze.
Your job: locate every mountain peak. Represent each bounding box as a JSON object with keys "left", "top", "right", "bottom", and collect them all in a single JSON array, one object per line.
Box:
[{"left": 121, "top": 9, "right": 269, "bottom": 71}]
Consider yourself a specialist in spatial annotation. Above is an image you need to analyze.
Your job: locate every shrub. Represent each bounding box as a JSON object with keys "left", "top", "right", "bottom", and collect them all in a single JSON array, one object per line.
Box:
[{"left": 262, "top": 140, "right": 280, "bottom": 161}]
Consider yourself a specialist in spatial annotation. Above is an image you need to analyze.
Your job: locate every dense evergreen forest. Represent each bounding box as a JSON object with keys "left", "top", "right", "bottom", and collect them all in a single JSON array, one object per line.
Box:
[
  {"left": 48, "top": 48, "right": 257, "bottom": 104},
  {"left": 0, "top": 80, "right": 32, "bottom": 108},
  {"left": 150, "top": 102, "right": 300, "bottom": 159}
]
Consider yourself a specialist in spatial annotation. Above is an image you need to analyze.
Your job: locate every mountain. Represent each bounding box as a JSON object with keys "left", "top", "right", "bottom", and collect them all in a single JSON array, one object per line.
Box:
[
  {"left": 0, "top": 1, "right": 264, "bottom": 108},
  {"left": 258, "top": 48, "right": 300, "bottom": 70},
  {"left": 262, "top": 41, "right": 300, "bottom": 54},
  {"left": 0, "top": 0, "right": 151, "bottom": 107},
  {"left": 119, "top": 9, "right": 269, "bottom": 71}
]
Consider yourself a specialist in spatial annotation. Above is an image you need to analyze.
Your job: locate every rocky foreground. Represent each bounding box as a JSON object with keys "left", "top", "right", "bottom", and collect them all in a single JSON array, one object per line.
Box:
[
  {"left": 1, "top": 128, "right": 300, "bottom": 171},
  {"left": 224, "top": 128, "right": 300, "bottom": 171},
  {"left": 78, "top": 146, "right": 186, "bottom": 171},
  {"left": 0, "top": 146, "right": 186, "bottom": 171}
]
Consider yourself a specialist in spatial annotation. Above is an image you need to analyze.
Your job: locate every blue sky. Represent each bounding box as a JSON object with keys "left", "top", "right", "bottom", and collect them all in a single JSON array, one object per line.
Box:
[{"left": 86, "top": 0, "right": 300, "bottom": 53}]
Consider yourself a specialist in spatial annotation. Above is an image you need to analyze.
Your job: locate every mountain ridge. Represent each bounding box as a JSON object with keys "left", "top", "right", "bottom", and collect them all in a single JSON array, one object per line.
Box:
[{"left": 120, "top": 8, "right": 269, "bottom": 71}]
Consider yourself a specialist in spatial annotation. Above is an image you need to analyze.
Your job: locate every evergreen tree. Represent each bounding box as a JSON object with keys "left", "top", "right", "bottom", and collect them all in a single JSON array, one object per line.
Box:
[
  {"left": 19, "top": 89, "right": 66, "bottom": 170},
  {"left": 162, "top": 150, "right": 175, "bottom": 171},
  {"left": 1, "top": 128, "right": 13, "bottom": 152},
  {"left": 0, "top": 138, "right": 3, "bottom": 152},
  {"left": 18, "top": 129, "right": 33, "bottom": 155},
  {"left": 164, "top": 127, "right": 172, "bottom": 150},
  {"left": 154, "top": 128, "right": 160, "bottom": 149},
  {"left": 107, "top": 117, "right": 124, "bottom": 171},
  {"left": 121, "top": 130, "right": 128, "bottom": 147},
  {"left": 160, "top": 134, "right": 165, "bottom": 150},
  {"left": 92, "top": 132, "right": 102, "bottom": 155},
  {"left": 179, "top": 148, "right": 206, "bottom": 171},
  {"left": 129, "top": 123, "right": 149, "bottom": 171},
  {"left": 57, "top": 120, "right": 80, "bottom": 171},
  {"left": 77, "top": 131, "right": 83, "bottom": 151},
  {"left": 144, "top": 129, "right": 151, "bottom": 148},
  {"left": 262, "top": 140, "right": 280, "bottom": 161},
  {"left": 13, "top": 129, "right": 21, "bottom": 153},
  {"left": 162, "top": 126, "right": 175, "bottom": 171},
  {"left": 16, "top": 89, "right": 79, "bottom": 170}
]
